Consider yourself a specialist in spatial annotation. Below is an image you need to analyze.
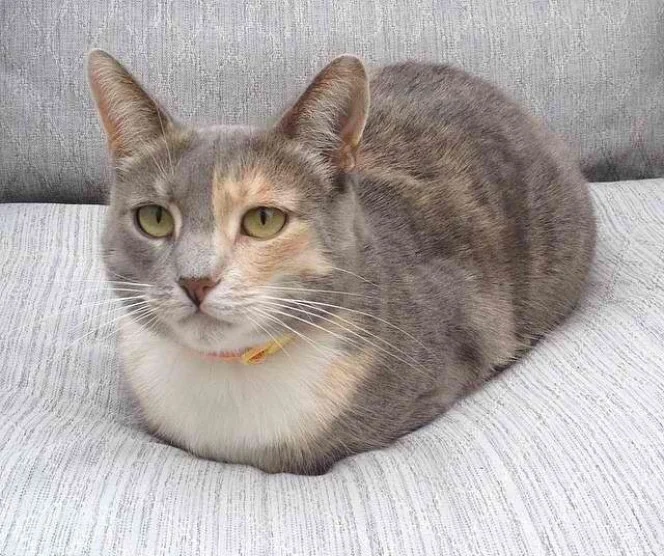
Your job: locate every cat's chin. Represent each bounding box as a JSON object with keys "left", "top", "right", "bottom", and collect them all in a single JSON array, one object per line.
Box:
[
  {"left": 166, "top": 314, "right": 268, "bottom": 357},
  {"left": 180, "top": 310, "right": 234, "bottom": 329}
]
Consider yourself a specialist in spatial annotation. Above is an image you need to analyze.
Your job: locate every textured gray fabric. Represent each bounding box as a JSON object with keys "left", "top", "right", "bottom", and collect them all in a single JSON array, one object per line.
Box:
[
  {"left": 1, "top": 1, "right": 664, "bottom": 204},
  {"left": 0, "top": 180, "right": 663, "bottom": 554}
]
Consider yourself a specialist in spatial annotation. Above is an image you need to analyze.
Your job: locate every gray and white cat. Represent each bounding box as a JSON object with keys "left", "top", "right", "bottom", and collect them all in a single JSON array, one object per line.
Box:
[{"left": 88, "top": 50, "right": 595, "bottom": 474}]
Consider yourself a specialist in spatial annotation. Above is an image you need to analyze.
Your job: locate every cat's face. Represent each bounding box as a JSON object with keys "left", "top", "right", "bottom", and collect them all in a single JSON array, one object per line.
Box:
[
  {"left": 88, "top": 51, "right": 369, "bottom": 354},
  {"left": 102, "top": 129, "right": 356, "bottom": 353}
]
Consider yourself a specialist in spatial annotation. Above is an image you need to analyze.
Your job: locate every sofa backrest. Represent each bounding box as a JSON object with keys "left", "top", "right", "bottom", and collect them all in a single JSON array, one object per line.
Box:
[{"left": 1, "top": 0, "right": 663, "bottom": 203}]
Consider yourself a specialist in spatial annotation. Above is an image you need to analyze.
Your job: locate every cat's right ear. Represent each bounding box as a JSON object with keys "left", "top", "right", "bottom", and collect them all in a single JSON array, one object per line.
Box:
[
  {"left": 87, "top": 49, "right": 174, "bottom": 161},
  {"left": 276, "top": 55, "right": 369, "bottom": 172}
]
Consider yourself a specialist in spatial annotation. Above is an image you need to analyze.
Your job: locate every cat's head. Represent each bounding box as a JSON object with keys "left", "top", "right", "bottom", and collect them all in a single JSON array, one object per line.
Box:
[{"left": 87, "top": 50, "right": 370, "bottom": 355}]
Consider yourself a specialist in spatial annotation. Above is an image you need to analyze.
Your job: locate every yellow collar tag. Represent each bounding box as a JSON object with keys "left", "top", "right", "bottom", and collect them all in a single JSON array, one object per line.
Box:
[{"left": 210, "top": 336, "right": 293, "bottom": 365}]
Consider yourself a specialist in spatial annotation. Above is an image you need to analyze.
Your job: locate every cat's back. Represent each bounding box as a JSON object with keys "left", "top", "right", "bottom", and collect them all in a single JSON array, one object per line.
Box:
[
  {"left": 368, "top": 62, "right": 504, "bottom": 127},
  {"left": 361, "top": 62, "right": 551, "bottom": 176},
  {"left": 357, "top": 61, "right": 595, "bottom": 348}
]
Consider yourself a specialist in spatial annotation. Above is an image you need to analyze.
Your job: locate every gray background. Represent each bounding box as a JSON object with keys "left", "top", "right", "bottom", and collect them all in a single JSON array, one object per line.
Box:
[{"left": 1, "top": 0, "right": 663, "bottom": 203}]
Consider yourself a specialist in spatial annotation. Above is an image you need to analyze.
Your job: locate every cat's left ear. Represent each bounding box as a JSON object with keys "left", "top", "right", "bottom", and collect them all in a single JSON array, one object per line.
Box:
[
  {"left": 87, "top": 49, "right": 175, "bottom": 161},
  {"left": 276, "top": 55, "right": 369, "bottom": 172}
]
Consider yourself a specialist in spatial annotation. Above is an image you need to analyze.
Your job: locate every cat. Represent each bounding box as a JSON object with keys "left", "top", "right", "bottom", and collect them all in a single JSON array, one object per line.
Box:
[{"left": 87, "top": 50, "right": 595, "bottom": 475}]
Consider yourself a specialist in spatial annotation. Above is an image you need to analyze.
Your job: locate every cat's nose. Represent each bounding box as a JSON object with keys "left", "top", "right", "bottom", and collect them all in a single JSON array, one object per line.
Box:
[{"left": 178, "top": 277, "right": 220, "bottom": 306}]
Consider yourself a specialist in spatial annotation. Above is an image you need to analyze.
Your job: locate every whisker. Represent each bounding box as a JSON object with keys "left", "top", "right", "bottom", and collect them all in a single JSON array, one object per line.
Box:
[
  {"left": 259, "top": 304, "right": 370, "bottom": 350},
  {"left": 107, "top": 270, "right": 149, "bottom": 282},
  {"left": 64, "top": 310, "right": 151, "bottom": 354},
  {"left": 244, "top": 311, "right": 291, "bottom": 358},
  {"left": 35, "top": 306, "right": 154, "bottom": 371},
  {"left": 55, "top": 287, "right": 151, "bottom": 297},
  {"left": 106, "top": 274, "right": 157, "bottom": 289},
  {"left": 46, "top": 280, "right": 152, "bottom": 288},
  {"left": 100, "top": 306, "right": 158, "bottom": 343},
  {"left": 258, "top": 295, "right": 430, "bottom": 350},
  {"left": 259, "top": 286, "right": 377, "bottom": 299},
  {"left": 2, "top": 296, "right": 145, "bottom": 337},
  {"left": 250, "top": 307, "right": 335, "bottom": 359},
  {"left": 104, "top": 288, "right": 153, "bottom": 295},
  {"left": 105, "top": 281, "right": 152, "bottom": 288},
  {"left": 260, "top": 302, "right": 427, "bottom": 373},
  {"left": 329, "top": 266, "right": 377, "bottom": 286},
  {"left": 63, "top": 305, "right": 153, "bottom": 350},
  {"left": 66, "top": 299, "right": 150, "bottom": 336},
  {"left": 262, "top": 299, "right": 398, "bottom": 352}
]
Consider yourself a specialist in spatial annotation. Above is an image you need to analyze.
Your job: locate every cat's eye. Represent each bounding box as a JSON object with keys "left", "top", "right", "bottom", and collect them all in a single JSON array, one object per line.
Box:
[
  {"left": 136, "top": 205, "right": 175, "bottom": 238},
  {"left": 241, "top": 207, "right": 287, "bottom": 239}
]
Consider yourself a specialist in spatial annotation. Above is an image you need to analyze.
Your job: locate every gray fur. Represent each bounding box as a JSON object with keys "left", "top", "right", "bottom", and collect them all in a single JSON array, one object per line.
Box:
[{"left": 90, "top": 52, "right": 595, "bottom": 474}]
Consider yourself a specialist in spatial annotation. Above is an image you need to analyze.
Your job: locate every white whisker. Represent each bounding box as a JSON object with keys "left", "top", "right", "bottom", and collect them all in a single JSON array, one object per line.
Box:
[
  {"left": 259, "top": 304, "right": 428, "bottom": 375},
  {"left": 63, "top": 305, "right": 153, "bottom": 350},
  {"left": 259, "top": 285, "right": 377, "bottom": 299},
  {"left": 46, "top": 280, "right": 152, "bottom": 288},
  {"left": 2, "top": 296, "right": 145, "bottom": 337},
  {"left": 106, "top": 288, "right": 153, "bottom": 294},
  {"left": 262, "top": 299, "right": 400, "bottom": 353},
  {"left": 107, "top": 270, "right": 151, "bottom": 283},
  {"left": 102, "top": 306, "right": 159, "bottom": 342},
  {"left": 66, "top": 299, "right": 150, "bottom": 336},
  {"left": 329, "top": 266, "right": 377, "bottom": 286},
  {"left": 244, "top": 311, "right": 291, "bottom": 358},
  {"left": 250, "top": 307, "right": 335, "bottom": 359},
  {"left": 58, "top": 287, "right": 151, "bottom": 298},
  {"left": 258, "top": 295, "right": 429, "bottom": 350}
]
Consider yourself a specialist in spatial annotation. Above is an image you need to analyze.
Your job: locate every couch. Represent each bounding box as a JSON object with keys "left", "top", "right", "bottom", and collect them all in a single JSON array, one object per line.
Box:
[{"left": 1, "top": 1, "right": 663, "bottom": 554}]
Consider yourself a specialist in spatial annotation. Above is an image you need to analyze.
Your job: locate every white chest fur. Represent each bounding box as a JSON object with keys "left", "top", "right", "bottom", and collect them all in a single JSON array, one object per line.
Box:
[{"left": 119, "top": 320, "right": 353, "bottom": 466}]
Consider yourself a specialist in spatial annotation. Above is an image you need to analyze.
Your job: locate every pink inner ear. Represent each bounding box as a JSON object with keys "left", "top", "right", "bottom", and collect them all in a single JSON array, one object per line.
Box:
[
  {"left": 339, "top": 143, "right": 357, "bottom": 172},
  {"left": 338, "top": 95, "right": 368, "bottom": 171}
]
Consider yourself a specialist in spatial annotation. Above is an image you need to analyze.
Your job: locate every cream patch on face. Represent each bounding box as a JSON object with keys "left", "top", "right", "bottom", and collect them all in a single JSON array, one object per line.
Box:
[
  {"left": 235, "top": 219, "right": 332, "bottom": 285},
  {"left": 213, "top": 168, "right": 299, "bottom": 227},
  {"left": 211, "top": 166, "right": 332, "bottom": 288}
]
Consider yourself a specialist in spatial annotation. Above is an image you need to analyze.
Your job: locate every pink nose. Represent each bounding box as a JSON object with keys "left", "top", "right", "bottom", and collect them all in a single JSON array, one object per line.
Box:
[{"left": 178, "top": 277, "right": 219, "bottom": 306}]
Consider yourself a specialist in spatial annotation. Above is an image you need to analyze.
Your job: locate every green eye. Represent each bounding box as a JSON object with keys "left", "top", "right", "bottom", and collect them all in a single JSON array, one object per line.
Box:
[
  {"left": 136, "top": 205, "right": 174, "bottom": 238},
  {"left": 241, "top": 207, "right": 287, "bottom": 239}
]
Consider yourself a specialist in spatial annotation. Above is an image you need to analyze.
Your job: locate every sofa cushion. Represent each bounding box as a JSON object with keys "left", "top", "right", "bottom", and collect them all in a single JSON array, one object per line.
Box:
[
  {"left": 0, "top": 180, "right": 663, "bottom": 554},
  {"left": 2, "top": 1, "right": 664, "bottom": 203}
]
